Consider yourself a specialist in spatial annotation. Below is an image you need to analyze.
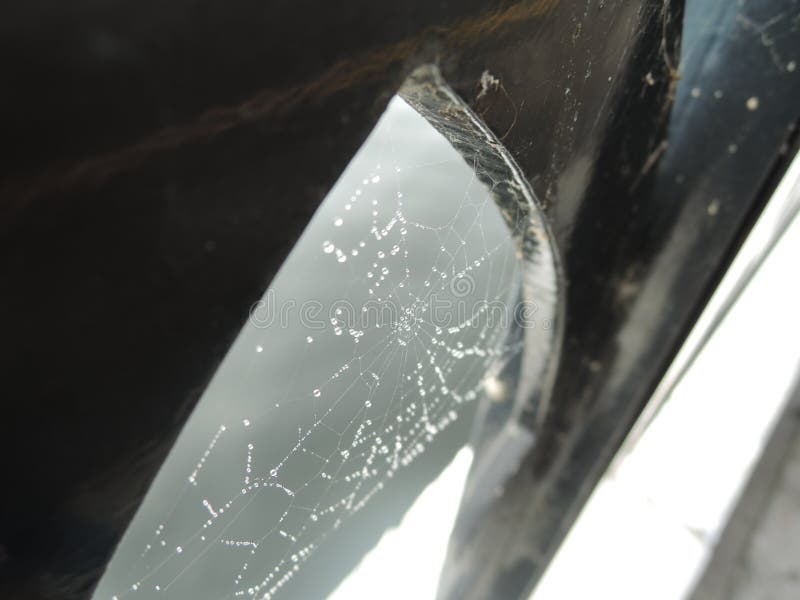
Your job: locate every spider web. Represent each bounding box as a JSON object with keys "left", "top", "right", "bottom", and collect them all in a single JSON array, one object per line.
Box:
[{"left": 95, "top": 95, "right": 524, "bottom": 600}]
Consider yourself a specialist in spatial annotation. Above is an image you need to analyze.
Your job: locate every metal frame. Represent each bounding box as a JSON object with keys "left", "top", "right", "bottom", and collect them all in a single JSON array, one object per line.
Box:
[{"left": 1, "top": 0, "right": 798, "bottom": 598}]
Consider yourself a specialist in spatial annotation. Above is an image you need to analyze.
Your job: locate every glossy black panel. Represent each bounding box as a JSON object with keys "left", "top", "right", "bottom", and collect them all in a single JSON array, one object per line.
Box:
[{"left": 1, "top": 0, "right": 797, "bottom": 598}]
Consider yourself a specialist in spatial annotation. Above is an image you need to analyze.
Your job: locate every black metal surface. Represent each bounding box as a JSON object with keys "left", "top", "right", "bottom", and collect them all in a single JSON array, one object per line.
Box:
[
  {"left": 0, "top": 0, "right": 798, "bottom": 598},
  {"left": 439, "top": 0, "right": 800, "bottom": 596}
]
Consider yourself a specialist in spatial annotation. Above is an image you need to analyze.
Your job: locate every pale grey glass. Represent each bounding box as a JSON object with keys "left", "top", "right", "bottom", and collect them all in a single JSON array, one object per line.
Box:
[{"left": 93, "top": 96, "right": 520, "bottom": 600}]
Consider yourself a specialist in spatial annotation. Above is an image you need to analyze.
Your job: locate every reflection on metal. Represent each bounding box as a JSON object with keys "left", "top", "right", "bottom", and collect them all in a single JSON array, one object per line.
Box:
[
  {"left": 530, "top": 152, "right": 800, "bottom": 598},
  {"left": 621, "top": 147, "right": 800, "bottom": 458}
]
